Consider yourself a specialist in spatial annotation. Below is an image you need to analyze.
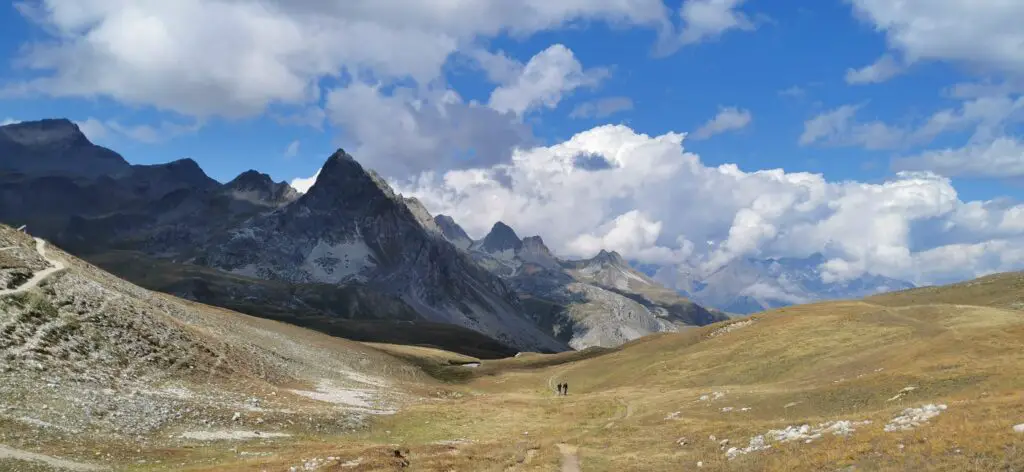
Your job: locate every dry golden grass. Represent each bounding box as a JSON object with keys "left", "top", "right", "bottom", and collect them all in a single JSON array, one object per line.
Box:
[
  {"left": 6, "top": 226, "right": 1022, "bottom": 472},
  {"left": 162, "top": 294, "right": 1024, "bottom": 471}
]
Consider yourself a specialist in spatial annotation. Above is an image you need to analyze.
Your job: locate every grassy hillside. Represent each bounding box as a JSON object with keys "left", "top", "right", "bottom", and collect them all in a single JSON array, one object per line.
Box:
[
  {"left": 866, "top": 271, "right": 1024, "bottom": 311},
  {"left": 3, "top": 228, "right": 1023, "bottom": 471}
]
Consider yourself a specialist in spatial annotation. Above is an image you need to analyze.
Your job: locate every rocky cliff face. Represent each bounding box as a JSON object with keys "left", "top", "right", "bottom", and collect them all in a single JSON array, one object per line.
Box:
[
  {"left": 432, "top": 216, "right": 727, "bottom": 349},
  {"left": 434, "top": 215, "right": 472, "bottom": 250}
]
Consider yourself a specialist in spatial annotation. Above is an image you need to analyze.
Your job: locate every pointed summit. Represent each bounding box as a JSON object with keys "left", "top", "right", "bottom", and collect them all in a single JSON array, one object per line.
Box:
[
  {"left": 301, "top": 149, "right": 398, "bottom": 210},
  {"left": 478, "top": 221, "right": 522, "bottom": 254},
  {"left": 434, "top": 215, "right": 473, "bottom": 250}
]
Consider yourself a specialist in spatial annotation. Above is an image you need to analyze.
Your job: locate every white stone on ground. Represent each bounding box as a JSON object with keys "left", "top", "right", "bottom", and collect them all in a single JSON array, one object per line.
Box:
[
  {"left": 884, "top": 404, "right": 947, "bottom": 432},
  {"left": 1013, "top": 423, "right": 1024, "bottom": 433},
  {"left": 725, "top": 420, "right": 872, "bottom": 459}
]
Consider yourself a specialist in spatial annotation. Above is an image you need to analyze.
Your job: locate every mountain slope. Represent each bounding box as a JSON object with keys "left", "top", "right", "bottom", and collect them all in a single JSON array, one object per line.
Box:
[
  {"left": 182, "top": 150, "right": 566, "bottom": 353},
  {"left": 0, "top": 119, "right": 566, "bottom": 354},
  {"left": 433, "top": 216, "right": 728, "bottom": 348}
]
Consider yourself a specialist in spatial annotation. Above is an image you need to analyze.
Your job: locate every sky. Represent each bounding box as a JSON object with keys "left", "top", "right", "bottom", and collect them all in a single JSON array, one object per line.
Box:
[{"left": 1, "top": 0, "right": 1024, "bottom": 287}]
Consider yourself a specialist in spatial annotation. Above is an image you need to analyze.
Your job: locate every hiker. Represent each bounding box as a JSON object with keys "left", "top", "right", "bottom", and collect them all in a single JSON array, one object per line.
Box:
[
  {"left": 563, "top": 382, "right": 568, "bottom": 396},
  {"left": 556, "top": 383, "right": 563, "bottom": 396}
]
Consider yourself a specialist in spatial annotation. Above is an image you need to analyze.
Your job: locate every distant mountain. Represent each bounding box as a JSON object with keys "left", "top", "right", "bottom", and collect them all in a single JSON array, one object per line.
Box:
[
  {"left": 0, "top": 118, "right": 566, "bottom": 354},
  {"left": 200, "top": 150, "right": 564, "bottom": 352},
  {"left": 0, "top": 118, "right": 131, "bottom": 178},
  {"left": 653, "top": 254, "right": 916, "bottom": 314},
  {"left": 431, "top": 216, "right": 728, "bottom": 349}
]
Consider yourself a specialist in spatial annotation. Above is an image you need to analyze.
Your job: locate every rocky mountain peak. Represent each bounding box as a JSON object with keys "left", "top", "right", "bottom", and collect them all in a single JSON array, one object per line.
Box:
[
  {"left": 517, "top": 235, "right": 560, "bottom": 269},
  {"left": 226, "top": 169, "right": 299, "bottom": 206},
  {"left": 521, "top": 236, "right": 550, "bottom": 253},
  {"left": 227, "top": 170, "right": 274, "bottom": 189},
  {"left": 479, "top": 221, "right": 522, "bottom": 254},
  {"left": 301, "top": 149, "right": 398, "bottom": 211},
  {"left": 402, "top": 196, "right": 440, "bottom": 233},
  {"left": 434, "top": 215, "right": 473, "bottom": 249},
  {"left": 0, "top": 118, "right": 130, "bottom": 178},
  {"left": 592, "top": 249, "right": 627, "bottom": 266},
  {"left": 0, "top": 118, "right": 89, "bottom": 147}
]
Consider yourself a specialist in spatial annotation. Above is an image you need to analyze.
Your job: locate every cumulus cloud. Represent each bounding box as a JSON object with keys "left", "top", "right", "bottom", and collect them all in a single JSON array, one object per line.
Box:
[
  {"left": 284, "top": 140, "right": 301, "bottom": 159},
  {"left": 848, "top": 0, "right": 1024, "bottom": 80},
  {"left": 393, "top": 124, "right": 1024, "bottom": 286},
  {"left": 488, "top": 45, "right": 607, "bottom": 116},
  {"left": 845, "top": 55, "right": 904, "bottom": 84},
  {"left": 692, "top": 106, "right": 752, "bottom": 139},
  {"left": 570, "top": 97, "right": 635, "bottom": 119},
  {"left": 9, "top": 0, "right": 670, "bottom": 119}
]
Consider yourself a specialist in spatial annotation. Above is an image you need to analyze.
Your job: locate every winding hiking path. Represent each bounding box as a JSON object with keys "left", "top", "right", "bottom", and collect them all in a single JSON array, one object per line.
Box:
[
  {"left": 0, "top": 444, "right": 105, "bottom": 471},
  {"left": 0, "top": 238, "right": 66, "bottom": 297}
]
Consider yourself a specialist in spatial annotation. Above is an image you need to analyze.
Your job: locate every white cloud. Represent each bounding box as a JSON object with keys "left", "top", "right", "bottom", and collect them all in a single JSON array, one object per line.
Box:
[
  {"left": 676, "top": 0, "right": 754, "bottom": 47},
  {"left": 74, "top": 118, "right": 109, "bottom": 142},
  {"left": 569, "top": 97, "right": 635, "bottom": 119},
  {"left": 798, "top": 104, "right": 904, "bottom": 149},
  {"left": 848, "top": 0, "right": 1024, "bottom": 79},
  {"left": 800, "top": 95, "right": 1024, "bottom": 150},
  {"left": 290, "top": 169, "right": 320, "bottom": 194},
  {"left": 894, "top": 137, "right": 1024, "bottom": 178},
  {"left": 394, "top": 124, "right": 1024, "bottom": 286},
  {"left": 10, "top": 0, "right": 671, "bottom": 119},
  {"left": 845, "top": 55, "right": 904, "bottom": 84},
  {"left": 284, "top": 140, "right": 301, "bottom": 159},
  {"left": 324, "top": 81, "right": 533, "bottom": 177},
  {"left": 488, "top": 44, "right": 607, "bottom": 116},
  {"left": 1, "top": 118, "right": 20, "bottom": 126},
  {"left": 692, "top": 106, "right": 752, "bottom": 139}
]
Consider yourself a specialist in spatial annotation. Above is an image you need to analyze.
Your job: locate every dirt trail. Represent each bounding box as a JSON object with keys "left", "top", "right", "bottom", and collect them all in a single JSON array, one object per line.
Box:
[
  {"left": 0, "top": 444, "right": 106, "bottom": 471},
  {"left": 0, "top": 238, "right": 66, "bottom": 297},
  {"left": 556, "top": 443, "right": 581, "bottom": 472}
]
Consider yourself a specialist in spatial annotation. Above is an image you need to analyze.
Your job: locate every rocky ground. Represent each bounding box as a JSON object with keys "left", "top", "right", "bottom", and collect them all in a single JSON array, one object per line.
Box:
[{"left": 0, "top": 225, "right": 432, "bottom": 471}]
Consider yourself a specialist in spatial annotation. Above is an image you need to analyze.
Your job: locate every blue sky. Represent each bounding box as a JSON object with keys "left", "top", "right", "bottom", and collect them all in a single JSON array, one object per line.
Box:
[{"left": 2, "top": 0, "right": 1024, "bottom": 285}]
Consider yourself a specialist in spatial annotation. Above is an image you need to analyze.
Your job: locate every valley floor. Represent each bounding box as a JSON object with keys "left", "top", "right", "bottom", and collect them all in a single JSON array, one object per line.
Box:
[{"left": 1, "top": 228, "right": 1023, "bottom": 471}]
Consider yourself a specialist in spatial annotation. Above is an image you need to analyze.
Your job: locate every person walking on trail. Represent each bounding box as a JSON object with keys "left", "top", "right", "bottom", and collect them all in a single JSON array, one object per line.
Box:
[
  {"left": 563, "top": 382, "right": 568, "bottom": 396},
  {"left": 556, "top": 383, "right": 563, "bottom": 396}
]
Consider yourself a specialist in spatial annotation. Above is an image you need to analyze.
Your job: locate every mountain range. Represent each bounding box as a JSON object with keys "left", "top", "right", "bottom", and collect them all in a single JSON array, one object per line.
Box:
[
  {"left": 0, "top": 118, "right": 729, "bottom": 354},
  {"left": 646, "top": 254, "right": 916, "bottom": 315}
]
